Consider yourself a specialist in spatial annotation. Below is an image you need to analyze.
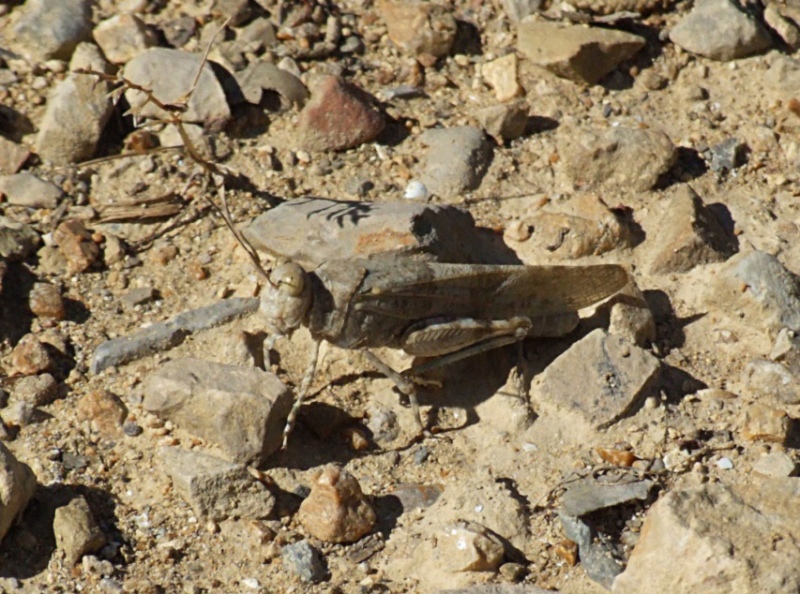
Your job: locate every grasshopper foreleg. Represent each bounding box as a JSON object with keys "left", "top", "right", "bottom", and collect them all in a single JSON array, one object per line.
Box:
[{"left": 282, "top": 338, "right": 321, "bottom": 449}]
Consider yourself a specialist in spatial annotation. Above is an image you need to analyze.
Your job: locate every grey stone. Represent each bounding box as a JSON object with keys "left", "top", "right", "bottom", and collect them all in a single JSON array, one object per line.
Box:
[
  {"left": 709, "top": 137, "right": 745, "bottom": 172},
  {"left": 561, "top": 513, "right": 623, "bottom": 589},
  {"left": 144, "top": 358, "right": 292, "bottom": 464},
  {"left": 159, "top": 447, "right": 275, "bottom": 521},
  {"left": 613, "top": 482, "right": 800, "bottom": 593},
  {"left": 0, "top": 442, "right": 37, "bottom": 544},
  {"left": 236, "top": 61, "right": 309, "bottom": 106},
  {"left": 0, "top": 217, "right": 40, "bottom": 261},
  {"left": 501, "top": 0, "right": 543, "bottom": 22},
  {"left": 237, "top": 17, "right": 278, "bottom": 52},
  {"left": 213, "top": 0, "right": 252, "bottom": 27},
  {"left": 1, "top": 402, "right": 35, "bottom": 427},
  {"left": 53, "top": 496, "right": 106, "bottom": 565},
  {"left": 517, "top": 20, "right": 645, "bottom": 85},
  {"left": 12, "top": 0, "right": 92, "bottom": 62},
  {"left": 710, "top": 251, "right": 800, "bottom": 336},
  {"left": 123, "top": 48, "right": 231, "bottom": 125},
  {"left": 669, "top": 0, "right": 772, "bottom": 61},
  {"left": 120, "top": 287, "right": 157, "bottom": 309},
  {"left": 243, "top": 197, "right": 495, "bottom": 270},
  {"left": 753, "top": 452, "right": 797, "bottom": 477},
  {"left": 35, "top": 43, "right": 114, "bottom": 165},
  {"left": 90, "top": 297, "right": 260, "bottom": 373},
  {"left": 560, "top": 476, "right": 653, "bottom": 517},
  {"left": 558, "top": 126, "right": 676, "bottom": 192},
  {"left": 609, "top": 300, "right": 656, "bottom": 348},
  {"left": 0, "top": 172, "right": 63, "bottom": 209},
  {"left": 743, "top": 359, "right": 800, "bottom": 405},
  {"left": 770, "top": 328, "right": 798, "bottom": 362},
  {"left": 648, "top": 186, "right": 737, "bottom": 274},
  {"left": 93, "top": 13, "right": 157, "bottom": 64},
  {"left": 418, "top": 126, "right": 493, "bottom": 197},
  {"left": 537, "top": 329, "right": 660, "bottom": 428},
  {"left": 281, "top": 540, "right": 327, "bottom": 583}
]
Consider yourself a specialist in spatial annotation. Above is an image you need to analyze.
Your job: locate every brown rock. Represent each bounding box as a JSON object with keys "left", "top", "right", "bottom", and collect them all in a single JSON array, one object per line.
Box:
[
  {"left": 536, "top": 329, "right": 660, "bottom": 428},
  {"left": 13, "top": 373, "right": 58, "bottom": 407},
  {"left": 475, "top": 101, "right": 529, "bottom": 144},
  {"left": 436, "top": 520, "right": 505, "bottom": 572},
  {"left": 741, "top": 403, "right": 788, "bottom": 443},
  {"left": 53, "top": 219, "right": 100, "bottom": 274},
  {"left": 143, "top": 358, "right": 292, "bottom": 465},
  {"left": 159, "top": 447, "right": 275, "bottom": 521},
  {"left": 608, "top": 280, "right": 656, "bottom": 348},
  {"left": 522, "top": 194, "right": 632, "bottom": 259},
  {"left": 298, "top": 465, "right": 376, "bottom": 543},
  {"left": 482, "top": 54, "right": 523, "bottom": 103},
  {"left": 28, "top": 282, "right": 65, "bottom": 320},
  {"left": 377, "top": 0, "right": 457, "bottom": 59},
  {"left": 297, "top": 75, "right": 385, "bottom": 152},
  {"left": 53, "top": 496, "right": 106, "bottom": 565},
  {"left": 648, "top": 186, "right": 737, "bottom": 274},
  {"left": 613, "top": 482, "right": 800, "bottom": 593},
  {"left": 77, "top": 391, "right": 127, "bottom": 436},
  {"left": 558, "top": 126, "right": 676, "bottom": 192},
  {"left": 0, "top": 137, "right": 30, "bottom": 175},
  {"left": 518, "top": 20, "right": 645, "bottom": 85},
  {"left": 0, "top": 442, "right": 37, "bottom": 544},
  {"left": 10, "top": 334, "right": 53, "bottom": 376}
]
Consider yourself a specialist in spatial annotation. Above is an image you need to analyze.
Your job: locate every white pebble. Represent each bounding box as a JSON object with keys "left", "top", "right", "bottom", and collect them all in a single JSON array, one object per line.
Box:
[
  {"left": 242, "top": 578, "right": 261, "bottom": 590},
  {"left": 404, "top": 180, "right": 429, "bottom": 200},
  {"left": 716, "top": 457, "right": 734, "bottom": 470}
]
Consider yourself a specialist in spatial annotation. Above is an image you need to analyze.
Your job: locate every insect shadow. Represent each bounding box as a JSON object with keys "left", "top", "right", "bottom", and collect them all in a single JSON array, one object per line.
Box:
[{"left": 296, "top": 196, "right": 377, "bottom": 228}]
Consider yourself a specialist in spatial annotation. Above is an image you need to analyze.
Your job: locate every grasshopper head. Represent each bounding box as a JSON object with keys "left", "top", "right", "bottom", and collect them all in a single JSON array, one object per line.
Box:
[{"left": 260, "top": 261, "right": 312, "bottom": 336}]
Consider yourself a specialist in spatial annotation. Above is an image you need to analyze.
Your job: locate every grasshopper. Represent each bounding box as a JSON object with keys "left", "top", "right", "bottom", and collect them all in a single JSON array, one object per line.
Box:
[{"left": 260, "top": 255, "right": 629, "bottom": 447}]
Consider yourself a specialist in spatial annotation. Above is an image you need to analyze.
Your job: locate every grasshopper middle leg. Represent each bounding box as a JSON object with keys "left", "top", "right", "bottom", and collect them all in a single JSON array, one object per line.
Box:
[{"left": 367, "top": 316, "right": 533, "bottom": 435}]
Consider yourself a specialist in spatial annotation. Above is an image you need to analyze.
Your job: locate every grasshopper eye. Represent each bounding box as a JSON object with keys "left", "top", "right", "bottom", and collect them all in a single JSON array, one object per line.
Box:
[{"left": 270, "top": 263, "right": 305, "bottom": 296}]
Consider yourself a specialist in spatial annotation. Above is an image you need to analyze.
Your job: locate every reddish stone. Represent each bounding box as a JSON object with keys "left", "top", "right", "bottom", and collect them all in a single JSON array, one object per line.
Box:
[
  {"left": 10, "top": 334, "right": 53, "bottom": 375},
  {"left": 29, "top": 282, "right": 65, "bottom": 320},
  {"left": 298, "top": 75, "right": 385, "bottom": 152},
  {"left": 53, "top": 219, "right": 100, "bottom": 273},
  {"left": 77, "top": 390, "right": 128, "bottom": 436}
]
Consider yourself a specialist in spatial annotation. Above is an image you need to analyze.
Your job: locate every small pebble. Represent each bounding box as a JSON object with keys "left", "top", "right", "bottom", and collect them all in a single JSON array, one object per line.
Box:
[
  {"left": 716, "top": 457, "right": 734, "bottom": 470},
  {"left": 412, "top": 446, "right": 430, "bottom": 464},
  {"left": 404, "top": 180, "right": 429, "bottom": 200},
  {"left": 123, "top": 422, "right": 143, "bottom": 437}
]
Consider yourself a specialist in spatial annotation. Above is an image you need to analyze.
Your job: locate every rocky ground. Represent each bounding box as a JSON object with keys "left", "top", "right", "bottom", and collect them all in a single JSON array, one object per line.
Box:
[{"left": 3, "top": 0, "right": 800, "bottom": 592}]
